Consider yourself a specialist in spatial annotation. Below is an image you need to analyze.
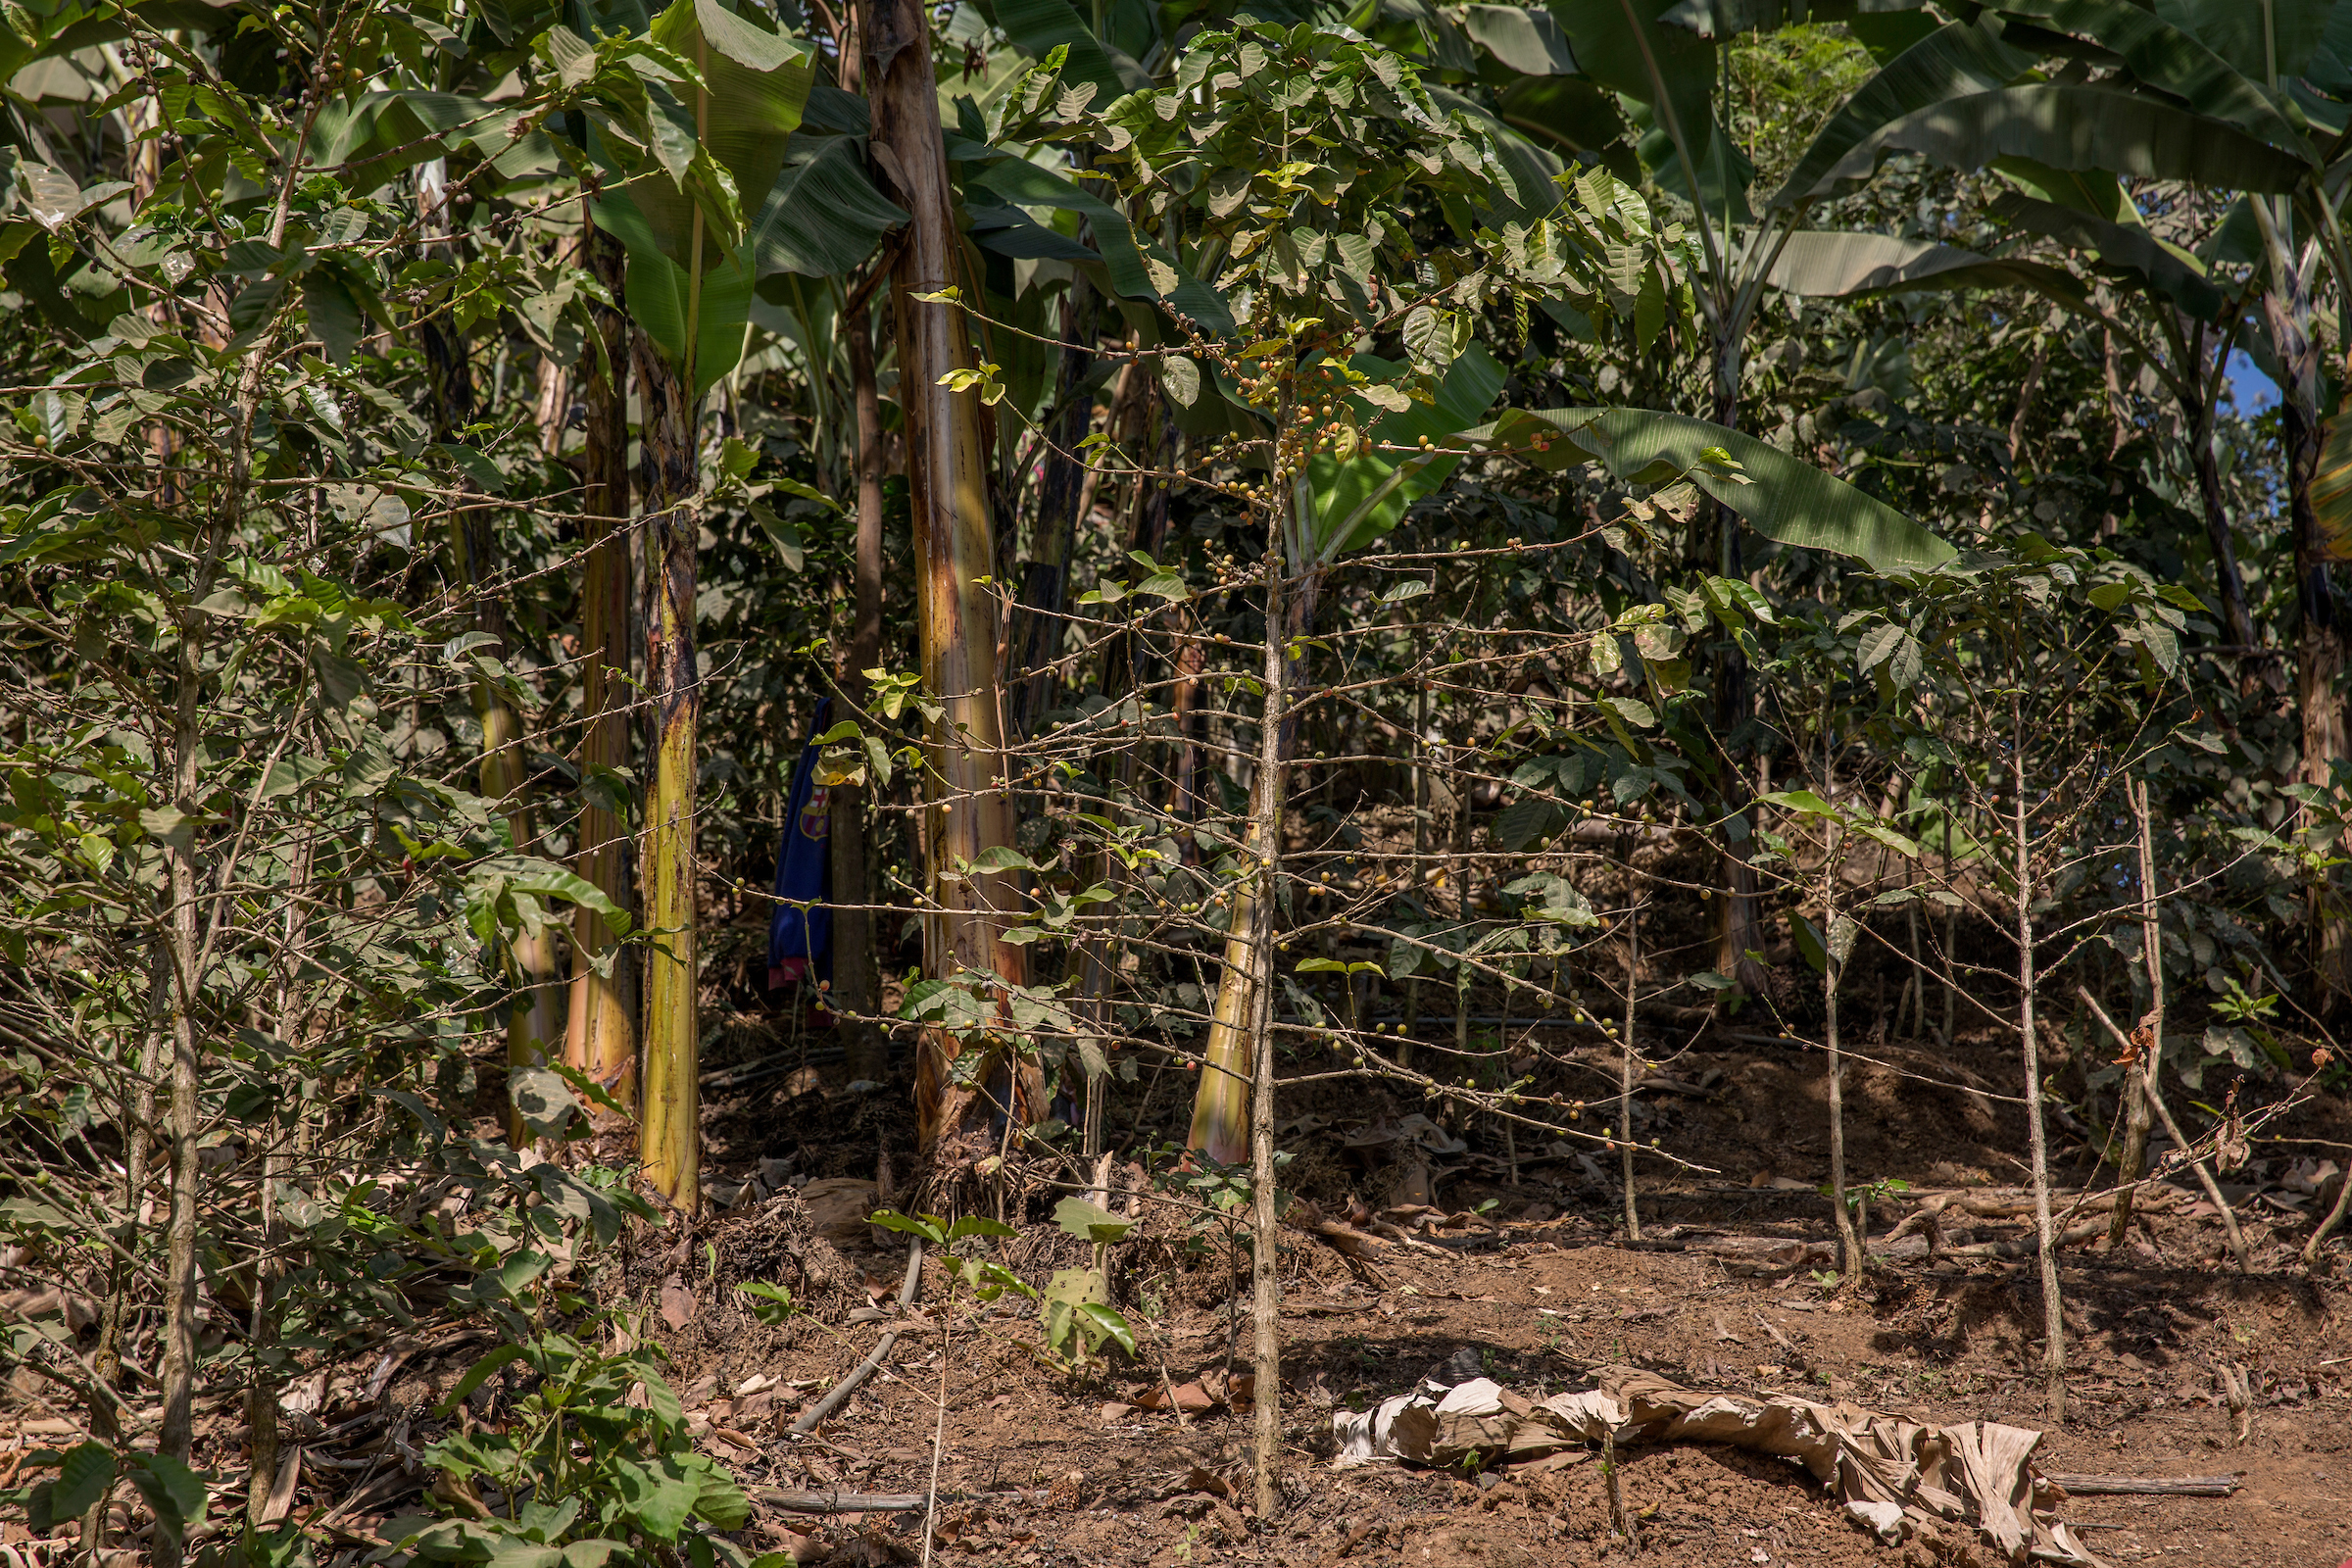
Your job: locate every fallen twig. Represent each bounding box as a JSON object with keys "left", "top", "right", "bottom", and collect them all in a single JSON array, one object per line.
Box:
[
  {"left": 2043, "top": 1473, "right": 2239, "bottom": 1497},
  {"left": 756, "top": 1489, "right": 925, "bottom": 1513},
  {"left": 789, "top": 1239, "right": 924, "bottom": 1436},
  {"left": 1158, "top": 1364, "right": 1194, "bottom": 1430},
  {"left": 2305, "top": 1161, "right": 2352, "bottom": 1268}
]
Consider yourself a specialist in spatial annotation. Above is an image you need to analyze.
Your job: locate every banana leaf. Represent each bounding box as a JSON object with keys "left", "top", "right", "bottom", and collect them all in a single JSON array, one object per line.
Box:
[
  {"left": 630, "top": 0, "right": 813, "bottom": 264},
  {"left": 1484, "top": 407, "right": 1956, "bottom": 574},
  {"left": 1550, "top": 0, "right": 1720, "bottom": 185},
  {"left": 595, "top": 186, "right": 757, "bottom": 401},
  {"left": 2147, "top": 0, "right": 2341, "bottom": 83},
  {"left": 750, "top": 137, "right": 907, "bottom": 278},
  {"left": 1987, "top": 189, "right": 2232, "bottom": 320},
  {"left": 974, "top": 0, "right": 1152, "bottom": 102},
  {"left": 1461, "top": 4, "right": 1578, "bottom": 74},
  {"left": 964, "top": 157, "right": 1234, "bottom": 335},
  {"left": 1659, "top": 0, "right": 1928, "bottom": 38},
  {"left": 1986, "top": 155, "right": 2135, "bottom": 221},
  {"left": 1302, "top": 346, "right": 1507, "bottom": 563},
  {"left": 2310, "top": 395, "right": 2352, "bottom": 564},
  {"left": 1991, "top": 0, "right": 2313, "bottom": 155},
  {"left": 1764, "top": 229, "right": 2092, "bottom": 312},
  {"left": 1772, "top": 17, "right": 2036, "bottom": 208},
  {"left": 1790, "top": 81, "right": 2311, "bottom": 205}
]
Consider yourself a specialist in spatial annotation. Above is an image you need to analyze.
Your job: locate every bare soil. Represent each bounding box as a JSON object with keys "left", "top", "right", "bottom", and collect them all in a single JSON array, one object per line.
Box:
[{"left": 606, "top": 1011, "right": 2352, "bottom": 1568}]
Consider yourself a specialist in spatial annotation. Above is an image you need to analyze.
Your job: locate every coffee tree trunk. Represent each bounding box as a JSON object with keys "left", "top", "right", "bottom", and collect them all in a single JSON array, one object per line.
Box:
[
  {"left": 1705, "top": 317, "right": 1767, "bottom": 996},
  {"left": 155, "top": 632, "right": 207, "bottom": 1491},
  {"left": 866, "top": 0, "right": 1036, "bottom": 1166},
  {"left": 1247, "top": 536, "right": 1289, "bottom": 1520},
  {"left": 2288, "top": 387, "right": 2351, "bottom": 1002},
  {"left": 2107, "top": 774, "right": 2163, "bottom": 1250},
  {"left": 2012, "top": 694, "right": 2067, "bottom": 1422},
  {"left": 1823, "top": 766, "right": 1860, "bottom": 1285},
  {"left": 2184, "top": 390, "right": 2258, "bottom": 654}
]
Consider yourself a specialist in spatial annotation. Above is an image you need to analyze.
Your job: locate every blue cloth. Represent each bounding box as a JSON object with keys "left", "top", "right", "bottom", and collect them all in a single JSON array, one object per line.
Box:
[{"left": 766, "top": 699, "right": 833, "bottom": 985}]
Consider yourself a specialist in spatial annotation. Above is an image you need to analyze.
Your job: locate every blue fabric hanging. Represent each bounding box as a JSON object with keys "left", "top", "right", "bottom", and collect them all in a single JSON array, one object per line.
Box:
[{"left": 767, "top": 698, "right": 833, "bottom": 988}]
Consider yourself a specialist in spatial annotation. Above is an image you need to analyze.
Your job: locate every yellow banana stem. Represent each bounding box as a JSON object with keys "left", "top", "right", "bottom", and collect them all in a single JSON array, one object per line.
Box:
[{"left": 634, "top": 333, "right": 702, "bottom": 1213}]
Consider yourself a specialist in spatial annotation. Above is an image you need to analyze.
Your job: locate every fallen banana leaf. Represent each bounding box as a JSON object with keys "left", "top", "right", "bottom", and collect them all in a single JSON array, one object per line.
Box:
[{"left": 1332, "top": 1366, "right": 2103, "bottom": 1565}]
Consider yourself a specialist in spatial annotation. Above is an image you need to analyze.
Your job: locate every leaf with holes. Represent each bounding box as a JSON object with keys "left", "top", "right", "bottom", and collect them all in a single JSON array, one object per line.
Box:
[{"left": 1053, "top": 1197, "right": 1136, "bottom": 1246}]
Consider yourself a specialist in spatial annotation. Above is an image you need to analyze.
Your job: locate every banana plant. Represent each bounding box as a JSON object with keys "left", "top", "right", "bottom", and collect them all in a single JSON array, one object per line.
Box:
[
  {"left": 577, "top": 0, "right": 815, "bottom": 404},
  {"left": 1760, "top": 180, "right": 2264, "bottom": 653},
  {"left": 1489, "top": 2, "right": 1991, "bottom": 985},
  {"left": 1754, "top": 0, "right": 2352, "bottom": 996},
  {"left": 557, "top": 0, "right": 816, "bottom": 1210}
]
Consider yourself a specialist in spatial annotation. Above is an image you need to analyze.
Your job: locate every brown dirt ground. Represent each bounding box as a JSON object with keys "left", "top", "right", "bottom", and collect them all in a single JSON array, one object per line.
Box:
[
  {"left": 588, "top": 1009, "right": 2352, "bottom": 1568},
  {"left": 650, "top": 1210, "right": 2349, "bottom": 1568}
]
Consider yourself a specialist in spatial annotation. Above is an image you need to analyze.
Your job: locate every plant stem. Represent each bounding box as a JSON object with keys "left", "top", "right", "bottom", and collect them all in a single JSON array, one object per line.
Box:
[
  {"left": 919, "top": 1301, "right": 952, "bottom": 1568},
  {"left": 155, "top": 566, "right": 208, "bottom": 1567},
  {"left": 1454, "top": 724, "right": 1471, "bottom": 1108},
  {"left": 2305, "top": 1155, "right": 2352, "bottom": 1268},
  {"left": 1405, "top": 622, "right": 1426, "bottom": 1068},
  {"left": 1940, "top": 760, "right": 1957, "bottom": 1045},
  {"left": 868, "top": 0, "right": 1034, "bottom": 1168},
  {"left": 634, "top": 327, "right": 704, "bottom": 1213},
  {"left": 1249, "top": 473, "right": 1289, "bottom": 1524},
  {"left": 1826, "top": 717, "right": 1858, "bottom": 1284},
  {"left": 1619, "top": 900, "right": 1641, "bottom": 1243},
  {"left": 2013, "top": 690, "right": 2066, "bottom": 1423},
  {"left": 2107, "top": 775, "right": 2162, "bottom": 1250}
]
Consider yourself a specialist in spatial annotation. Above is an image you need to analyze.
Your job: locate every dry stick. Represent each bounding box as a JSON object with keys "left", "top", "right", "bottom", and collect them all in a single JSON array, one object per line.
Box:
[
  {"left": 1158, "top": 1362, "right": 1194, "bottom": 1430},
  {"left": 1248, "top": 524, "right": 1288, "bottom": 1523},
  {"left": 791, "top": 1240, "right": 924, "bottom": 1435},
  {"left": 918, "top": 1298, "right": 952, "bottom": 1568},
  {"left": 1454, "top": 727, "right": 1472, "bottom": 1095},
  {"left": 2075, "top": 989, "right": 2250, "bottom": 1272},
  {"left": 2304, "top": 1161, "right": 2352, "bottom": 1267},
  {"left": 762, "top": 1490, "right": 928, "bottom": 1513},
  {"left": 1618, "top": 900, "right": 1641, "bottom": 1243},
  {"left": 1940, "top": 762, "right": 1957, "bottom": 1047},
  {"left": 1824, "top": 714, "right": 1860, "bottom": 1286},
  {"left": 1900, "top": 903, "right": 1923, "bottom": 1038},
  {"left": 2043, "top": 1473, "right": 2239, "bottom": 1498},
  {"left": 2012, "top": 692, "right": 2068, "bottom": 1424},
  {"left": 2107, "top": 775, "right": 2163, "bottom": 1250},
  {"left": 1402, "top": 623, "right": 1426, "bottom": 1067}
]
